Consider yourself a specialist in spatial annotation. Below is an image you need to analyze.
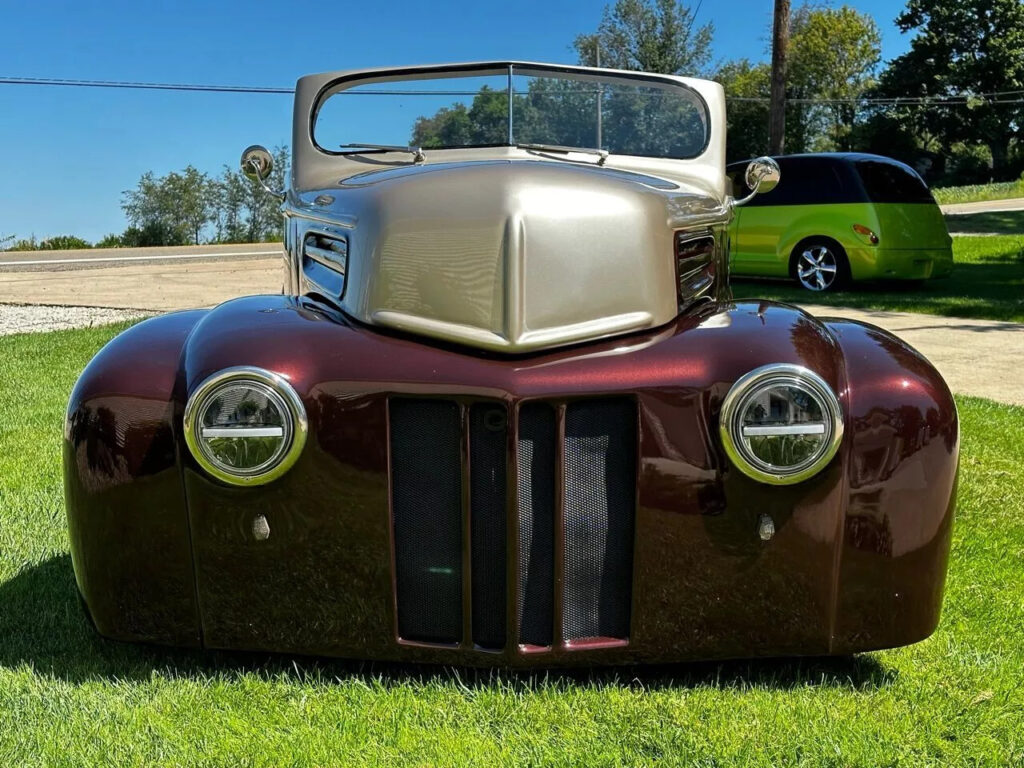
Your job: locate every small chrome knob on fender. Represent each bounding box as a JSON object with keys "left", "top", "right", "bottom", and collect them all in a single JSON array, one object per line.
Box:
[{"left": 758, "top": 514, "right": 775, "bottom": 542}]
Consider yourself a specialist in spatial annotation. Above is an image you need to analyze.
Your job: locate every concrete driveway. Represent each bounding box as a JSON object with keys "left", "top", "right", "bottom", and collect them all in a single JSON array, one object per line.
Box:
[
  {"left": 798, "top": 304, "right": 1024, "bottom": 406},
  {"left": 940, "top": 197, "right": 1024, "bottom": 216},
  {"left": 2, "top": 245, "right": 1022, "bottom": 406}
]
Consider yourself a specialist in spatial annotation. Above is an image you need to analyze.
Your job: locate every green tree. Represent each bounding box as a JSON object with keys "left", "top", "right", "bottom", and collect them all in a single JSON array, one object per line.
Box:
[
  {"left": 171, "top": 166, "right": 217, "bottom": 246},
  {"left": 94, "top": 233, "right": 125, "bottom": 249},
  {"left": 119, "top": 222, "right": 182, "bottom": 248},
  {"left": 38, "top": 235, "right": 92, "bottom": 250},
  {"left": 573, "top": 0, "right": 714, "bottom": 76},
  {"left": 715, "top": 4, "right": 878, "bottom": 158},
  {"left": 9, "top": 236, "right": 40, "bottom": 251},
  {"left": 212, "top": 145, "right": 288, "bottom": 243},
  {"left": 876, "top": 0, "right": 1024, "bottom": 180},
  {"left": 715, "top": 59, "right": 771, "bottom": 162},
  {"left": 786, "top": 3, "right": 881, "bottom": 151},
  {"left": 122, "top": 165, "right": 216, "bottom": 245},
  {"left": 412, "top": 89, "right": 509, "bottom": 147}
]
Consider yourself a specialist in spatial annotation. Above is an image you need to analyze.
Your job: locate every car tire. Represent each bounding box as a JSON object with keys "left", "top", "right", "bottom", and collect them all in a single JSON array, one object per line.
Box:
[{"left": 790, "top": 238, "right": 849, "bottom": 292}]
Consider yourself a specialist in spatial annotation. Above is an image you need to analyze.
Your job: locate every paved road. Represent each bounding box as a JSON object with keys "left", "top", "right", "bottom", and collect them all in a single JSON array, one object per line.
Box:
[
  {"left": 0, "top": 242, "right": 282, "bottom": 272},
  {"left": 2, "top": 247, "right": 1022, "bottom": 405},
  {"left": 940, "top": 197, "right": 1024, "bottom": 216}
]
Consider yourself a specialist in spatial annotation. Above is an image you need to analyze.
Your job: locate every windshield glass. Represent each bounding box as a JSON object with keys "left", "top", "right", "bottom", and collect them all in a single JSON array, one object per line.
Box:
[{"left": 313, "top": 65, "right": 710, "bottom": 160}]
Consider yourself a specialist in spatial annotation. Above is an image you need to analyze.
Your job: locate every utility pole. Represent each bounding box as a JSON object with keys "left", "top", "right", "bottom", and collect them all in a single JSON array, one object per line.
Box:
[{"left": 769, "top": 0, "right": 790, "bottom": 155}]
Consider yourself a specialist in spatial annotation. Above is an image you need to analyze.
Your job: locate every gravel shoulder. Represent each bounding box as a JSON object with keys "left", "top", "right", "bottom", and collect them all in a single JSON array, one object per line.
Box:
[{"left": 0, "top": 303, "right": 153, "bottom": 336}]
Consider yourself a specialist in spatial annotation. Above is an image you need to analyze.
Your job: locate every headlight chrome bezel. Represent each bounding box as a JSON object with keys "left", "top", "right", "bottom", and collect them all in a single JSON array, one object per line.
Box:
[
  {"left": 719, "top": 363, "right": 844, "bottom": 486},
  {"left": 183, "top": 366, "right": 308, "bottom": 486}
]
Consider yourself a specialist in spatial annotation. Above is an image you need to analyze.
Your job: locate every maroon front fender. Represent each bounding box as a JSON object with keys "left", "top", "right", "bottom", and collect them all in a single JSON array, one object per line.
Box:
[
  {"left": 823, "top": 318, "right": 959, "bottom": 653},
  {"left": 64, "top": 296, "right": 958, "bottom": 665},
  {"left": 64, "top": 310, "right": 207, "bottom": 646}
]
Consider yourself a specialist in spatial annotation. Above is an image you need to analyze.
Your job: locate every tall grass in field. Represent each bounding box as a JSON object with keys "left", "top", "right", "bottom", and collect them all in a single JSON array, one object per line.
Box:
[{"left": 932, "top": 177, "right": 1024, "bottom": 205}]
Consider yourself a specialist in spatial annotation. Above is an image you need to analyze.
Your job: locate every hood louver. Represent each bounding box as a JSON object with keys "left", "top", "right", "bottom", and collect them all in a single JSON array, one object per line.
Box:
[
  {"left": 675, "top": 232, "right": 716, "bottom": 309},
  {"left": 302, "top": 231, "right": 348, "bottom": 299}
]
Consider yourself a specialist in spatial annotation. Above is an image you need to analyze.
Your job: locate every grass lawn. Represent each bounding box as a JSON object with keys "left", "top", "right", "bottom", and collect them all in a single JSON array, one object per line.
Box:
[
  {"left": 945, "top": 209, "right": 1024, "bottom": 236},
  {"left": 1, "top": 323, "right": 1023, "bottom": 766},
  {"left": 732, "top": 235, "right": 1024, "bottom": 323}
]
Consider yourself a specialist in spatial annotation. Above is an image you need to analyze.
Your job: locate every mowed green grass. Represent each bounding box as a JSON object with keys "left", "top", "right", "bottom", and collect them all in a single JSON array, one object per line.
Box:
[
  {"left": 1, "top": 324, "right": 1023, "bottom": 767},
  {"left": 733, "top": 234, "right": 1024, "bottom": 323},
  {"left": 945, "top": 209, "right": 1024, "bottom": 236}
]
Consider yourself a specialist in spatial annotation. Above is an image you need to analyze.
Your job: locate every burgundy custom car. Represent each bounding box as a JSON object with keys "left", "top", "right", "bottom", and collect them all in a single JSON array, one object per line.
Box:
[{"left": 64, "top": 62, "right": 958, "bottom": 667}]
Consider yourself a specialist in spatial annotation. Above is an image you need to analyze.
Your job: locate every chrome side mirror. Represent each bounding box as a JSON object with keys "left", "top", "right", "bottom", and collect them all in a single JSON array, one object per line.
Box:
[
  {"left": 241, "top": 145, "right": 273, "bottom": 181},
  {"left": 734, "top": 156, "right": 781, "bottom": 207},
  {"left": 240, "top": 145, "right": 285, "bottom": 200}
]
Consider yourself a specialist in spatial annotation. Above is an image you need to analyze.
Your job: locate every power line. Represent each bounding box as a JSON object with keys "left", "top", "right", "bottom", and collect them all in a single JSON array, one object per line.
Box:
[
  {"left": 0, "top": 76, "right": 293, "bottom": 94},
  {"left": 3, "top": 75, "right": 1024, "bottom": 107},
  {"left": 731, "top": 96, "right": 1024, "bottom": 106}
]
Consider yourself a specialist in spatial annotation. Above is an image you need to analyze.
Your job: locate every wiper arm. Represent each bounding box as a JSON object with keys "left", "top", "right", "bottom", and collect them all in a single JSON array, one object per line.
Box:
[
  {"left": 340, "top": 143, "right": 426, "bottom": 163},
  {"left": 516, "top": 143, "right": 609, "bottom": 165}
]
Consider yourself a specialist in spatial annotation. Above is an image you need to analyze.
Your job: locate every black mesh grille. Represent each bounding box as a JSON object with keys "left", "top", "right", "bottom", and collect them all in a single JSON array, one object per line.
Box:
[
  {"left": 390, "top": 399, "right": 462, "bottom": 644},
  {"left": 516, "top": 403, "right": 556, "bottom": 647},
  {"left": 469, "top": 404, "right": 507, "bottom": 649},
  {"left": 390, "top": 397, "right": 636, "bottom": 651},
  {"left": 563, "top": 400, "right": 637, "bottom": 641}
]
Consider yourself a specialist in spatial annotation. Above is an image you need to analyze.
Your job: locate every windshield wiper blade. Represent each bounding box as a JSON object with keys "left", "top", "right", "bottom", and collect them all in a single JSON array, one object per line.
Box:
[
  {"left": 340, "top": 143, "right": 426, "bottom": 163},
  {"left": 516, "top": 143, "right": 609, "bottom": 165}
]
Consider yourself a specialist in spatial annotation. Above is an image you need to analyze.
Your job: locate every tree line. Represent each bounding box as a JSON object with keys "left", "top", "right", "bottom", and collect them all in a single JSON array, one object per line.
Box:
[{"left": 3, "top": 146, "right": 288, "bottom": 251}]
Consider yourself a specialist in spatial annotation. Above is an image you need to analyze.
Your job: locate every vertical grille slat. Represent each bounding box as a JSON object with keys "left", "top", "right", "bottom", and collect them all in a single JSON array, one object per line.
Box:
[
  {"left": 563, "top": 400, "right": 637, "bottom": 642},
  {"left": 390, "top": 399, "right": 463, "bottom": 644},
  {"left": 469, "top": 405, "right": 508, "bottom": 649},
  {"left": 516, "top": 403, "right": 556, "bottom": 647}
]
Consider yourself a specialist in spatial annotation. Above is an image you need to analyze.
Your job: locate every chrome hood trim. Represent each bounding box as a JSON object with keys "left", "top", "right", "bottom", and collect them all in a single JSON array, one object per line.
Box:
[{"left": 289, "top": 159, "right": 728, "bottom": 353}]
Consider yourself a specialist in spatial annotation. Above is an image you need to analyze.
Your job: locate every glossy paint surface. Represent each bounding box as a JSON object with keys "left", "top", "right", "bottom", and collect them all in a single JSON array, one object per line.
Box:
[
  {"left": 730, "top": 202, "right": 954, "bottom": 281},
  {"left": 285, "top": 157, "right": 731, "bottom": 353},
  {"left": 64, "top": 296, "right": 958, "bottom": 666},
  {"left": 64, "top": 310, "right": 207, "bottom": 647}
]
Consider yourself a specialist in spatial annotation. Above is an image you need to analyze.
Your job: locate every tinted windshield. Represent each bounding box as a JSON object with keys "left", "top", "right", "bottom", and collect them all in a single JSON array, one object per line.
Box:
[
  {"left": 854, "top": 159, "right": 934, "bottom": 203},
  {"left": 314, "top": 65, "right": 710, "bottom": 160}
]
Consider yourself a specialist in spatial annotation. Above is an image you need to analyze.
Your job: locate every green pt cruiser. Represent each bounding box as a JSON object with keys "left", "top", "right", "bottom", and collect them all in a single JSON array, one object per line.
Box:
[{"left": 727, "top": 153, "right": 953, "bottom": 291}]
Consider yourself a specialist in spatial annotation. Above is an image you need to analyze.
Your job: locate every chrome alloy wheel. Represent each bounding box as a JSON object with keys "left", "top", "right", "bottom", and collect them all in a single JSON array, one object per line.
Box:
[{"left": 796, "top": 245, "right": 839, "bottom": 291}]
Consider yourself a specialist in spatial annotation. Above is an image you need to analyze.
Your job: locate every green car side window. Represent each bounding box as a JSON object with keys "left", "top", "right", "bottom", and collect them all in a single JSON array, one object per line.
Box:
[{"left": 728, "top": 157, "right": 862, "bottom": 207}]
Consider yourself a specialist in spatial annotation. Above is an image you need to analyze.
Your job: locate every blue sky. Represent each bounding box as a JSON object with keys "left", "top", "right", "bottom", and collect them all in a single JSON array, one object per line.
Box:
[{"left": 0, "top": 0, "right": 914, "bottom": 243}]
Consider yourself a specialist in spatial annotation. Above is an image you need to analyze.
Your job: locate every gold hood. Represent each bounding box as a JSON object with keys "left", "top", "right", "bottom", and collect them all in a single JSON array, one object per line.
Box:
[{"left": 291, "top": 159, "right": 727, "bottom": 353}]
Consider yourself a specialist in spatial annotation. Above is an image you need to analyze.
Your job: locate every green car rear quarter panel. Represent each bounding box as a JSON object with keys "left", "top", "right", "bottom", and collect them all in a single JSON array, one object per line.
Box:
[{"left": 728, "top": 155, "right": 953, "bottom": 282}]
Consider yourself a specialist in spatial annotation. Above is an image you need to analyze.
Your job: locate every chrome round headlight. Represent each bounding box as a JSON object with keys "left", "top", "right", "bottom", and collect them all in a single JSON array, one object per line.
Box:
[
  {"left": 719, "top": 364, "right": 843, "bottom": 485},
  {"left": 184, "top": 367, "right": 307, "bottom": 486}
]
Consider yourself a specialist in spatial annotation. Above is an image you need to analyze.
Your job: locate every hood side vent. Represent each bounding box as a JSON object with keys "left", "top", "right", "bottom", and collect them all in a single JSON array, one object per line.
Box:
[
  {"left": 676, "top": 232, "right": 716, "bottom": 310},
  {"left": 302, "top": 231, "right": 348, "bottom": 299}
]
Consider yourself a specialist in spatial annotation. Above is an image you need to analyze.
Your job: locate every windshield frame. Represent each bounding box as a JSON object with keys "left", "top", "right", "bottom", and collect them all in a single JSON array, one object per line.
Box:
[{"left": 309, "top": 61, "right": 712, "bottom": 162}]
